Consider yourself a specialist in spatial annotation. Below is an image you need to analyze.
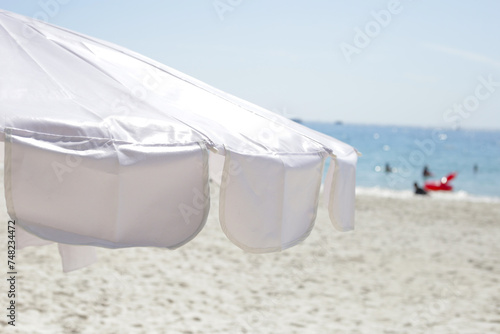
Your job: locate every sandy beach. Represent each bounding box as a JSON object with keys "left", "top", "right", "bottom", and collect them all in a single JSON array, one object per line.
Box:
[{"left": 1, "top": 176, "right": 499, "bottom": 334}]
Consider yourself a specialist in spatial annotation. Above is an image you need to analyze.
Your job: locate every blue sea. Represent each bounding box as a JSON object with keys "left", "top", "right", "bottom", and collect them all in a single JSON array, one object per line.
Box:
[{"left": 306, "top": 122, "right": 500, "bottom": 199}]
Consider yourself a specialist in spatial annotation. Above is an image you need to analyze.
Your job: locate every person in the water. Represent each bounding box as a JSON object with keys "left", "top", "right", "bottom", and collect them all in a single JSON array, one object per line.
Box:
[
  {"left": 385, "top": 163, "right": 392, "bottom": 173},
  {"left": 423, "top": 165, "right": 432, "bottom": 177},
  {"left": 414, "top": 182, "right": 427, "bottom": 195}
]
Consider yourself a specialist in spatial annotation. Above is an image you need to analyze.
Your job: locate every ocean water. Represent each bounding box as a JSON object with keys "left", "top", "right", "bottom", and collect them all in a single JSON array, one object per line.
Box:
[{"left": 306, "top": 122, "right": 500, "bottom": 199}]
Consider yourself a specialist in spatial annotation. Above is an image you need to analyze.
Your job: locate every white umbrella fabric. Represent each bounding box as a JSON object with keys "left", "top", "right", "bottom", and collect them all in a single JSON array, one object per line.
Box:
[{"left": 0, "top": 10, "right": 359, "bottom": 271}]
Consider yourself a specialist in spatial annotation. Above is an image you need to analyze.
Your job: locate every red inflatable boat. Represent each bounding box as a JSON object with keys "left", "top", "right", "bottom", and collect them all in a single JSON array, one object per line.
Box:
[{"left": 424, "top": 172, "right": 457, "bottom": 191}]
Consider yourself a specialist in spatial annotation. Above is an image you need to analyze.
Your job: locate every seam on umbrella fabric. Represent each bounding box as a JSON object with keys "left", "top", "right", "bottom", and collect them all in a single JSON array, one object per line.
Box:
[
  {"left": 218, "top": 151, "right": 230, "bottom": 248},
  {"left": 328, "top": 154, "right": 355, "bottom": 232},
  {"left": 166, "top": 142, "right": 211, "bottom": 250},
  {"left": 277, "top": 154, "right": 286, "bottom": 251},
  {"left": 280, "top": 152, "right": 325, "bottom": 251},
  {"left": 5, "top": 127, "right": 205, "bottom": 149},
  {"left": 328, "top": 155, "right": 342, "bottom": 231},
  {"left": 229, "top": 149, "right": 330, "bottom": 158},
  {"left": 111, "top": 139, "right": 123, "bottom": 245},
  {"left": 4, "top": 129, "right": 17, "bottom": 222},
  {"left": 15, "top": 222, "right": 172, "bottom": 249}
]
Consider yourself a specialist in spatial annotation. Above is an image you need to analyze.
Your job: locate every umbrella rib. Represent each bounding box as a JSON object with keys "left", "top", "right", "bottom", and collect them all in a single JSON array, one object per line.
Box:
[
  {"left": 0, "top": 20, "right": 107, "bottom": 125},
  {"left": 48, "top": 39, "right": 130, "bottom": 89},
  {"left": 238, "top": 133, "right": 272, "bottom": 153},
  {"left": 0, "top": 20, "right": 64, "bottom": 92}
]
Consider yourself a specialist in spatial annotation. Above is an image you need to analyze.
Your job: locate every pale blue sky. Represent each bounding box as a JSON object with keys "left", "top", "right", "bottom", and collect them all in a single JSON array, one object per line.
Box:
[{"left": 2, "top": 0, "right": 500, "bottom": 129}]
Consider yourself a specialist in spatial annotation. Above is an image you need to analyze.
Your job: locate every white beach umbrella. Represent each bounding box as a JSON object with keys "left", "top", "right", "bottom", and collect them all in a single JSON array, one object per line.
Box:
[{"left": 0, "top": 10, "right": 359, "bottom": 271}]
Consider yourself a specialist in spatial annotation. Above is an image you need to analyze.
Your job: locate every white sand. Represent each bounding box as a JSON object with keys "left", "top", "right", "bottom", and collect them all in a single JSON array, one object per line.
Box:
[{"left": 1, "top": 177, "right": 499, "bottom": 333}]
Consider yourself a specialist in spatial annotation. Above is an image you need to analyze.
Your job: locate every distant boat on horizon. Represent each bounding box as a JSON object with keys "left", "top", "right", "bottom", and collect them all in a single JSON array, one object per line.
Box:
[{"left": 334, "top": 120, "right": 343, "bottom": 125}]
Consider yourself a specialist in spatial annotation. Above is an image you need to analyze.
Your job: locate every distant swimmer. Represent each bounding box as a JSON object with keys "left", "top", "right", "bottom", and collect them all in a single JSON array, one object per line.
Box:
[
  {"left": 423, "top": 165, "right": 433, "bottom": 177},
  {"left": 473, "top": 164, "right": 478, "bottom": 174},
  {"left": 414, "top": 182, "right": 428, "bottom": 195},
  {"left": 385, "top": 163, "right": 392, "bottom": 173}
]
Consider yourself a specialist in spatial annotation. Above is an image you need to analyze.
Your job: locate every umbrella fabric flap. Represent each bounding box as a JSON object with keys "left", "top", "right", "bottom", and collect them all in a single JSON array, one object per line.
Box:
[
  {"left": 219, "top": 150, "right": 326, "bottom": 252},
  {"left": 4, "top": 123, "right": 210, "bottom": 249},
  {"left": 324, "top": 150, "right": 358, "bottom": 231},
  {"left": 58, "top": 244, "right": 97, "bottom": 273},
  {"left": 14, "top": 223, "right": 54, "bottom": 249},
  {"left": 12, "top": 225, "right": 97, "bottom": 272}
]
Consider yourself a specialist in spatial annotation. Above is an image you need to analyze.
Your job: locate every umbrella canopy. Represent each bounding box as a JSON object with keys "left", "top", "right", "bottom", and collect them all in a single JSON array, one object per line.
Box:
[{"left": 0, "top": 10, "right": 359, "bottom": 270}]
